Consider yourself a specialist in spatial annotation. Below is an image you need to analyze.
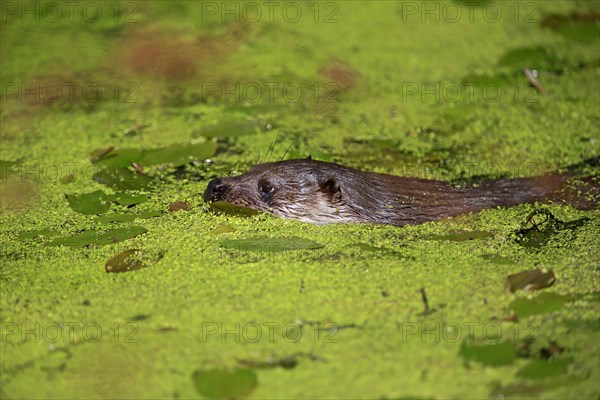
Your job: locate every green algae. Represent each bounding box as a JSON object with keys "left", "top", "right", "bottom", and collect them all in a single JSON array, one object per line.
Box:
[
  {"left": 1, "top": 0, "right": 599, "bottom": 399},
  {"left": 219, "top": 236, "right": 323, "bottom": 252},
  {"left": 510, "top": 293, "right": 573, "bottom": 318},
  {"left": 191, "top": 368, "right": 258, "bottom": 399}
]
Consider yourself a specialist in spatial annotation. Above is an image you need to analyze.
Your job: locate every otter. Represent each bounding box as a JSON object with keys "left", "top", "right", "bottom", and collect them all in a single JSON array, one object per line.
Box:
[{"left": 203, "top": 158, "right": 598, "bottom": 226}]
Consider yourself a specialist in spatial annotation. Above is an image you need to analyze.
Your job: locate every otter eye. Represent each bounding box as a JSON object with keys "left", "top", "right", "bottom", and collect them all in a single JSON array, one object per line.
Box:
[{"left": 258, "top": 180, "right": 275, "bottom": 200}]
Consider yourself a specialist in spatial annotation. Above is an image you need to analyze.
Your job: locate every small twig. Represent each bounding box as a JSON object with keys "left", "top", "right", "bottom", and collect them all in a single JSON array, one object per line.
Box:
[
  {"left": 420, "top": 287, "right": 430, "bottom": 314},
  {"left": 524, "top": 68, "right": 544, "bottom": 94}
]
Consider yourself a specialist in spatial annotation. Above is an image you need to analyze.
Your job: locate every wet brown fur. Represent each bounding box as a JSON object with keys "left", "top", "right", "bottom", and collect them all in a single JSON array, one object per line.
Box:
[{"left": 204, "top": 158, "right": 598, "bottom": 226}]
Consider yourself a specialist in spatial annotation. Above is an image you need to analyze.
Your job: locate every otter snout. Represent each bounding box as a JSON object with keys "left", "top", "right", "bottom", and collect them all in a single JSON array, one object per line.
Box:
[{"left": 203, "top": 178, "right": 229, "bottom": 202}]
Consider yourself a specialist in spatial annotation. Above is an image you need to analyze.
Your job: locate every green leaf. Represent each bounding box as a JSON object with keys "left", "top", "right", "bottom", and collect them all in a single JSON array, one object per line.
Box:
[
  {"left": 220, "top": 236, "right": 323, "bottom": 252},
  {"left": 17, "top": 228, "right": 60, "bottom": 240},
  {"left": 49, "top": 226, "right": 147, "bottom": 247},
  {"left": 142, "top": 142, "right": 217, "bottom": 166},
  {"left": 212, "top": 224, "right": 236, "bottom": 234},
  {"left": 191, "top": 368, "right": 258, "bottom": 399},
  {"left": 92, "top": 142, "right": 217, "bottom": 168},
  {"left": 92, "top": 168, "right": 154, "bottom": 191},
  {"left": 65, "top": 190, "right": 112, "bottom": 215},
  {"left": 113, "top": 193, "right": 148, "bottom": 206},
  {"left": 459, "top": 341, "right": 517, "bottom": 366},
  {"left": 510, "top": 293, "right": 571, "bottom": 318},
  {"left": 516, "top": 359, "right": 571, "bottom": 379},
  {"left": 93, "top": 211, "right": 161, "bottom": 223}
]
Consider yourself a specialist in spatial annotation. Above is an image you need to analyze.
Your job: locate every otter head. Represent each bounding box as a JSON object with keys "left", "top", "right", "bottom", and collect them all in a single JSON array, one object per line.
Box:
[{"left": 203, "top": 158, "right": 364, "bottom": 224}]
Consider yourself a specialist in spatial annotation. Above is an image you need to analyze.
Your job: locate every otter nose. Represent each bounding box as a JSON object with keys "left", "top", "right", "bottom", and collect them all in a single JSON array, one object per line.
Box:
[{"left": 204, "top": 178, "right": 229, "bottom": 202}]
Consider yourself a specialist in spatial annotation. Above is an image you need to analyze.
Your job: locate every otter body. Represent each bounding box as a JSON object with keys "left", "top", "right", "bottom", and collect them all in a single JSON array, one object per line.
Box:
[{"left": 203, "top": 158, "right": 597, "bottom": 226}]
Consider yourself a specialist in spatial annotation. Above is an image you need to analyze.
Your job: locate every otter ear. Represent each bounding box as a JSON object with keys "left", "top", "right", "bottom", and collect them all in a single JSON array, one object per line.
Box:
[{"left": 320, "top": 177, "right": 341, "bottom": 196}]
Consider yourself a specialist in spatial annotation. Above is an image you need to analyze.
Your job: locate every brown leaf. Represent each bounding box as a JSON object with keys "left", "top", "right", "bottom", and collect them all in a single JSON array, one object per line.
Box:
[
  {"left": 169, "top": 201, "right": 191, "bottom": 212},
  {"left": 105, "top": 249, "right": 146, "bottom": 273},
  {"left": 505, "top": 268, "right": 556, "bottom": 293}
]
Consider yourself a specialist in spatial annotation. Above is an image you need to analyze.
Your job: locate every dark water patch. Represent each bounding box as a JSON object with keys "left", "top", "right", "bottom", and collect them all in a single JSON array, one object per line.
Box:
[
  {"left": 0, "top": 160, "right": 22, "bottom": 180},
  {"left": 220, "top": 236, "right": 323, "bottom": 252},
  {"left": 49, "top": 226, "right": 147, "bottom": 247},
  {"left": 509, "top": 292, "right": 572, "bottom": 318},
  {"left": 505, "top": 268, "right": 555, "bottom": 293},
  {"left": 515, "top": 209, "right": 589, "bottom": 248},
  {"left": 191, "top": 368, "right": 258, "bottom": 399},
  {"left": 541, "top": 11, "right": 600, "bottom": 42}
]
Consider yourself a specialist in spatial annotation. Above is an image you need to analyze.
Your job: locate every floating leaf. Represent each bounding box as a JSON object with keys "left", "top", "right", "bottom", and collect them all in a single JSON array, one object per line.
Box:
[
  {"left": 49, "top": 226, "right": 147, "bottom": 247},
  {"left": 17, "top": 228, "right": 60, "bottom": 240},
  {"left": 65, "top": 190, "right": 112, "bottom": 215},
  {"left": 425, "top": 230, "right": 493, "bottom": 241},
  {"left": 191, "top": 368, "right": 258, "bottom": 399},
  {"left": 505, "top": 268, "right": 556, "bottom": 293},
  {"left": 142, "top": 142, "right": 217, "bottom": 166},
  {"left": 105, "top": 249, "right": 146, "bottom": 273},
  {"left": 93, "top": 211, "right": 161, "bottom": 223},
  {"left": 497, "top": 47, "right": 557, "bottom": 70},
  {"left": 209, "top": 201, "right": 262, "bottom": 217},
  {"left": 113, "top": 192, "right": 148, "bottom": 206},
  {"left": 90, "top": 146, "right": 115, "bottom": 162},
  {"left": 93, "top": 168, "right": 154, "bottom": 191},
  {"left": 510, "top": 293, "right": 571, "bottom": 318},
  {"left": 212, "top": 224, "right": 235, "bottom": 234},
  {"left": 92, "top": 142, "right": 217, "bottom": 168},
  {"left": 460, "top": 341, "right": 517, "bottom": 366},
  {"left": 516, "top": 358, "right": 571, "bottom": 379},
  {"left": 220, "top": 236, "right": 323, "bottom": 252}
]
